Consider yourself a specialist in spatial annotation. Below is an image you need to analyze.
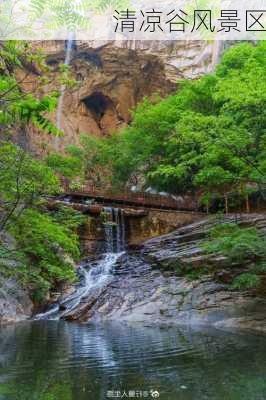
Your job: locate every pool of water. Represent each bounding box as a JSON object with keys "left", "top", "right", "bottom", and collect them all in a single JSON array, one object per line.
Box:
[{"left": 0, "top": 321, "right": 266, "bottom": 400}]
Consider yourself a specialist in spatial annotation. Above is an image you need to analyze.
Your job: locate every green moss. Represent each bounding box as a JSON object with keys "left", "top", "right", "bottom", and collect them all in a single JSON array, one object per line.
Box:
[
  {"left": 232, "top": 273, "right": 261, "bottom": 290},
  {"left": 185, "top": 267, "right": 209, "bottom": 281}
]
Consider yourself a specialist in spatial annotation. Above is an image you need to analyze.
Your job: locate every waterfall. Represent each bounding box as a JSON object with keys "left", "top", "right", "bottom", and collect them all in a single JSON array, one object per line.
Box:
[
  {"left": 35, "top": 207, "right": 126, "bottom": 320},
  {"left": 103, "top": 207, "right": 115, "bottom": 253},
  {"left": 55, "top": 33, "right": 75, "bottom": 148},
  {"left": 103, "top": 207, "right": 126, "bottom": 253},
  {"left": 115, "top": 208, "right": 126, "bottom": 252}
]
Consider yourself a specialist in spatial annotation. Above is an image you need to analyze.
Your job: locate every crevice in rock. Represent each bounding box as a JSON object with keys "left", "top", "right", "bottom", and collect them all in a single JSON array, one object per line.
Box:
[
  {"left": 81, "top": 91, "right": 120, "bottom": 134},
  {"left": 82, "top": 92, "right": 112, "bottom": 121}
]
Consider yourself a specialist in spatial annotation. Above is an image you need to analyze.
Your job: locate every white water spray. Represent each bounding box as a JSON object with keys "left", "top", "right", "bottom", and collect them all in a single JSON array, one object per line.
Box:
[
  {"left": 55, "top": 33, "right": 75, "bottom": 148},
  {"left": 35, "top": 207, "right": 126, "bottom": 320}
]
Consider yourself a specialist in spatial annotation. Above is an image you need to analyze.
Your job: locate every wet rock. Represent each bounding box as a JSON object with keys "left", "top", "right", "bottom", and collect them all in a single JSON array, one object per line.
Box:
[
  {"left": 0, "top": 277, "right": 33, "bottom": 325},
  {"left": 65, "top": 214, "right": 266, "bottom": 334},
  {"left": 31, "top": 213, "right": 266, "bottom": 334},
  {"left": 143, "top": 214, "right": 266, "bottom": 273},
  {"left": 0, "top": 233, "right": 33, "bottom": 325},
  {"left": 215, "top": 313, "right": 266, "bottom": 334}
]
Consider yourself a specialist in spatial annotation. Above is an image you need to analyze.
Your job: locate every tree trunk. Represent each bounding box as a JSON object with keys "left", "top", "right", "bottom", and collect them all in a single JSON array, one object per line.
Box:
[
  {"left": 246, "top": 193, "right": 250, "bottom": 213},
  {"left": 224, "top": 194, "right": 229, "bottom": 215}
]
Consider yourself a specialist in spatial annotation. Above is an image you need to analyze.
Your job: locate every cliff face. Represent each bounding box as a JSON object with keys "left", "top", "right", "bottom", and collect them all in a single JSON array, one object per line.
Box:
[
  {"left": 53, "top": 214, "right": 266, "bottom": 334},
  {"left": 21, "top": 40, "right": 223, "bottom": 154},
  {"left": 0, "top": 277, "right": 33, "bottom": 325}
]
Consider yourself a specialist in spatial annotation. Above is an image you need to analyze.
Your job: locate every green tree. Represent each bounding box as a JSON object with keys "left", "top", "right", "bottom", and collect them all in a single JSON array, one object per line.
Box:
[
  {"left": 0, "top": 142, "right": 83, "bottom": 300},
  {"left": 0, "top": 42, "right": 83, "bottom": 300},
  {"left": 10, "top": 208, "right": 79, "bottom": 300},
  {"left": 0, "top": 41, "right": 61, "bottom": 137},
  {"left": 0, "top": 141, "right": 59, "bottom": 232},
  {"left": 98, "top": 42, "right": 266, "bottom": 211}
]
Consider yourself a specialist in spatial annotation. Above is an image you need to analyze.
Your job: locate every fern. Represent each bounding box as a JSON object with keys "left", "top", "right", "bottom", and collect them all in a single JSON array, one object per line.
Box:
[
  {"left": 29, "top": 0, "right": 48, "bottom": 19},
  {"left": 29, "top": 0, "right": 129, "bottom": 30}
]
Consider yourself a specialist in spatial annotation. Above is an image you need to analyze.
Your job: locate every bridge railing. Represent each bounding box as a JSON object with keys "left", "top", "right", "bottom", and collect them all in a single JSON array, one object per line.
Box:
[{"left": 64, "top": 186, "right": 199, "bottom": 211}]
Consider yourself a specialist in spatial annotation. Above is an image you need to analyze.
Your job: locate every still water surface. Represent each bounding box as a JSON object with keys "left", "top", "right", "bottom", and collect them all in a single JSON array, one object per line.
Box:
[{"left": 0, "top": 321, "right": 266, "bottom": 400}]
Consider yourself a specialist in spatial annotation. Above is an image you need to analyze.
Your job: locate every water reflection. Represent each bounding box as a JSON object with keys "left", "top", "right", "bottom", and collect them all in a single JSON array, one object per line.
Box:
[{"left": 0, "top": 321, "right": 266, "bottom": 400}]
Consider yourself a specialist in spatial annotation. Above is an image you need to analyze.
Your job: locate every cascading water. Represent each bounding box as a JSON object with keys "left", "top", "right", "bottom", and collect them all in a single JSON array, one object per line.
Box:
[
  {"left": 103, "top": 207, "right": 115, "bottom": 253},
  {"left": 103, "top": 207, "right": 126, "bottom": 253},
  {"left": 54, "top": 33, "right": 75, "bottom": 149},
  {"left": 114, "top": 208, "right": 126, "bottom": 253},
  {"left": 35, "top": 207, "right": 126, "bottom": 320}
]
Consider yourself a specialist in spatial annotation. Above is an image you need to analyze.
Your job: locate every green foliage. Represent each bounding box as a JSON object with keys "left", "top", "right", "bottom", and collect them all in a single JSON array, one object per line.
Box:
[
  {"left": 0, "top": 42, "right": 85, "bottom": 302},
  {"left": 0, "top": 141, "right": 60, "bottom": 231},
  {"left": 253, "top": 262, "right": 266, "bottom": 274},
  {"left": 183, "top": 266, "right": 209, "bottom": 281},
  {"left": 0, "top": 41, "right": 76, "bottom": 137},
  {"left": 232, "top": 273, "right": 261, "bottom": 290},
  {"left": 29, "top": 0, "right": 128, "bottom": 31},
  {"left": 100, "top": 209, "right": 110, "bottom": 224},
  {"left": 29, "top": 0, "right": 91, "bottom": 30},
  {"left": 88, "top": 42, "right": 265, "bottom": 205},
  {"left": 49, "top": 43, "right": 265, "bottom": 205},
  {"left": 0, "top": 41, "right": 24, "bottom": 70},
  {"left": 47, "top": 134, "right": 114, "bottom": 188},
  {"left": 202, "top": 222, "right": 266, "bottom": 291},
  {"left": 0, "top": 143, "right": 85, "bottom": 300},
  {"left": 10, "top": 209, "right": 79, "bottom": 300},
  {"left": 50, "top": 204, "right": 86, "bottom": 230},
  {"left": 46, "top": 152, "right": 83, "bottom": 179},
  {"left": 203, "top": 223, "right": 266, "bottom": 263},
  {"left": 1, "top": 88, "right": 59, "bottom": 132}
]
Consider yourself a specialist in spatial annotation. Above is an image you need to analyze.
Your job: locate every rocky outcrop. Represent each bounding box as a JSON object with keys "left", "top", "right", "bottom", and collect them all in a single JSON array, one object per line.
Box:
[
  {"left": 38, "top": 40, "right": 223, "bottom": 81},
  {"left": 20, "top": 40, "right": 226, "bottom": 154},
  {"left": 143, "top": 214, "right": 266, "bottom": 270},
  {"left": 0, "top": 232, "right": 34, "bottom": 325},
  {"left": 86, "top": 265, "right": 266, "bottom": 332},
  {"left": 61, "top": 214, "right": 266, "bottom": 334},
  {"left": 47, "top": 199, "right": 203, "bottom": 253},
  {"left": 0, "top": 276, "right": 33, "bottom": 325},
  {"left": 126, "top": 209, "right": 203, "bottom": 246},
  {"left": 23, "top": 41, "right": 175, "bottom": 153}
]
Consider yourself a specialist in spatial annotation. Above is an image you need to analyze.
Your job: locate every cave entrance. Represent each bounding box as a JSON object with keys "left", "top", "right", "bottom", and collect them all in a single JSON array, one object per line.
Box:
[
  {"left": 82, "top": 92, "right": 112, "bottom": 122},
  {"left": 81, "top": 91, "right": 122, "bottom": 135}
]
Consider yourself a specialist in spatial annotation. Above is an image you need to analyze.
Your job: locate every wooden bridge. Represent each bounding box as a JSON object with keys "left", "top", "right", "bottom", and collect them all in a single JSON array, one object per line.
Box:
[{"left": 63, "top": 188, "right": 199, "bottom": 212}]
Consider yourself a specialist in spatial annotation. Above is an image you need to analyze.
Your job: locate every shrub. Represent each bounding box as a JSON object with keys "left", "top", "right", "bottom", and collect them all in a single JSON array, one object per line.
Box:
[
  {"left": 203, "top": 223, "right": 266, "bottom": 263},
  {"left": 232, "top": 273, "right": 261, "bottom": 290},
  {"left": 10, "top": 209, "right": 80, "bottom": 300}
]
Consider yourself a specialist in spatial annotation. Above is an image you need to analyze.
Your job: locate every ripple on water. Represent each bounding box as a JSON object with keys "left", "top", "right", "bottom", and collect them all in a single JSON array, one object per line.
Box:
[{"left": 1, "top": 321, "right": 266, "bottom": 400}]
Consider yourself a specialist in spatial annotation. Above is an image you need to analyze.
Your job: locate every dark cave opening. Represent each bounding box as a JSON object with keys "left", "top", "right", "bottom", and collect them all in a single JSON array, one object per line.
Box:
[{"left": 82, "top": 92, "right": 112, "bottom": 120}]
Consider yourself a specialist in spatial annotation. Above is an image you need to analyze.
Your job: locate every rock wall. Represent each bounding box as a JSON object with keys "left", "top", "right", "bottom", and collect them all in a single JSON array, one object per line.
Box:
[
  {"left": 79, "top": 208, "right": 203, "bottom": 254},
  {"left": 20, "top": 40, "right": 225, "bottom": 154},
  {"left": 127, "top": 209, "right": 204, "bottom": 246},
  {"left": 0, "top": 233, "right": 33, "bottom": 325},
  {"left": 0, "top": 276, "right": 33, "bottom": 325},
  {"left": 67, "top": 214, "right": 266, "bottom": 334}
]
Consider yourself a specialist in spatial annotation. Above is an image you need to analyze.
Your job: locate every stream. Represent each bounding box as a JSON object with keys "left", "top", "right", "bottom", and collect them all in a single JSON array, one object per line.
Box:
[
  {"left": 1, "top": 321, "right": 266, "bottom": 399},
  {"left": 1, "top": 208, "right": 266, "bottom": 399},
  {"left": 34, "top": 207, "right": 126, "bottom": 321}
]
